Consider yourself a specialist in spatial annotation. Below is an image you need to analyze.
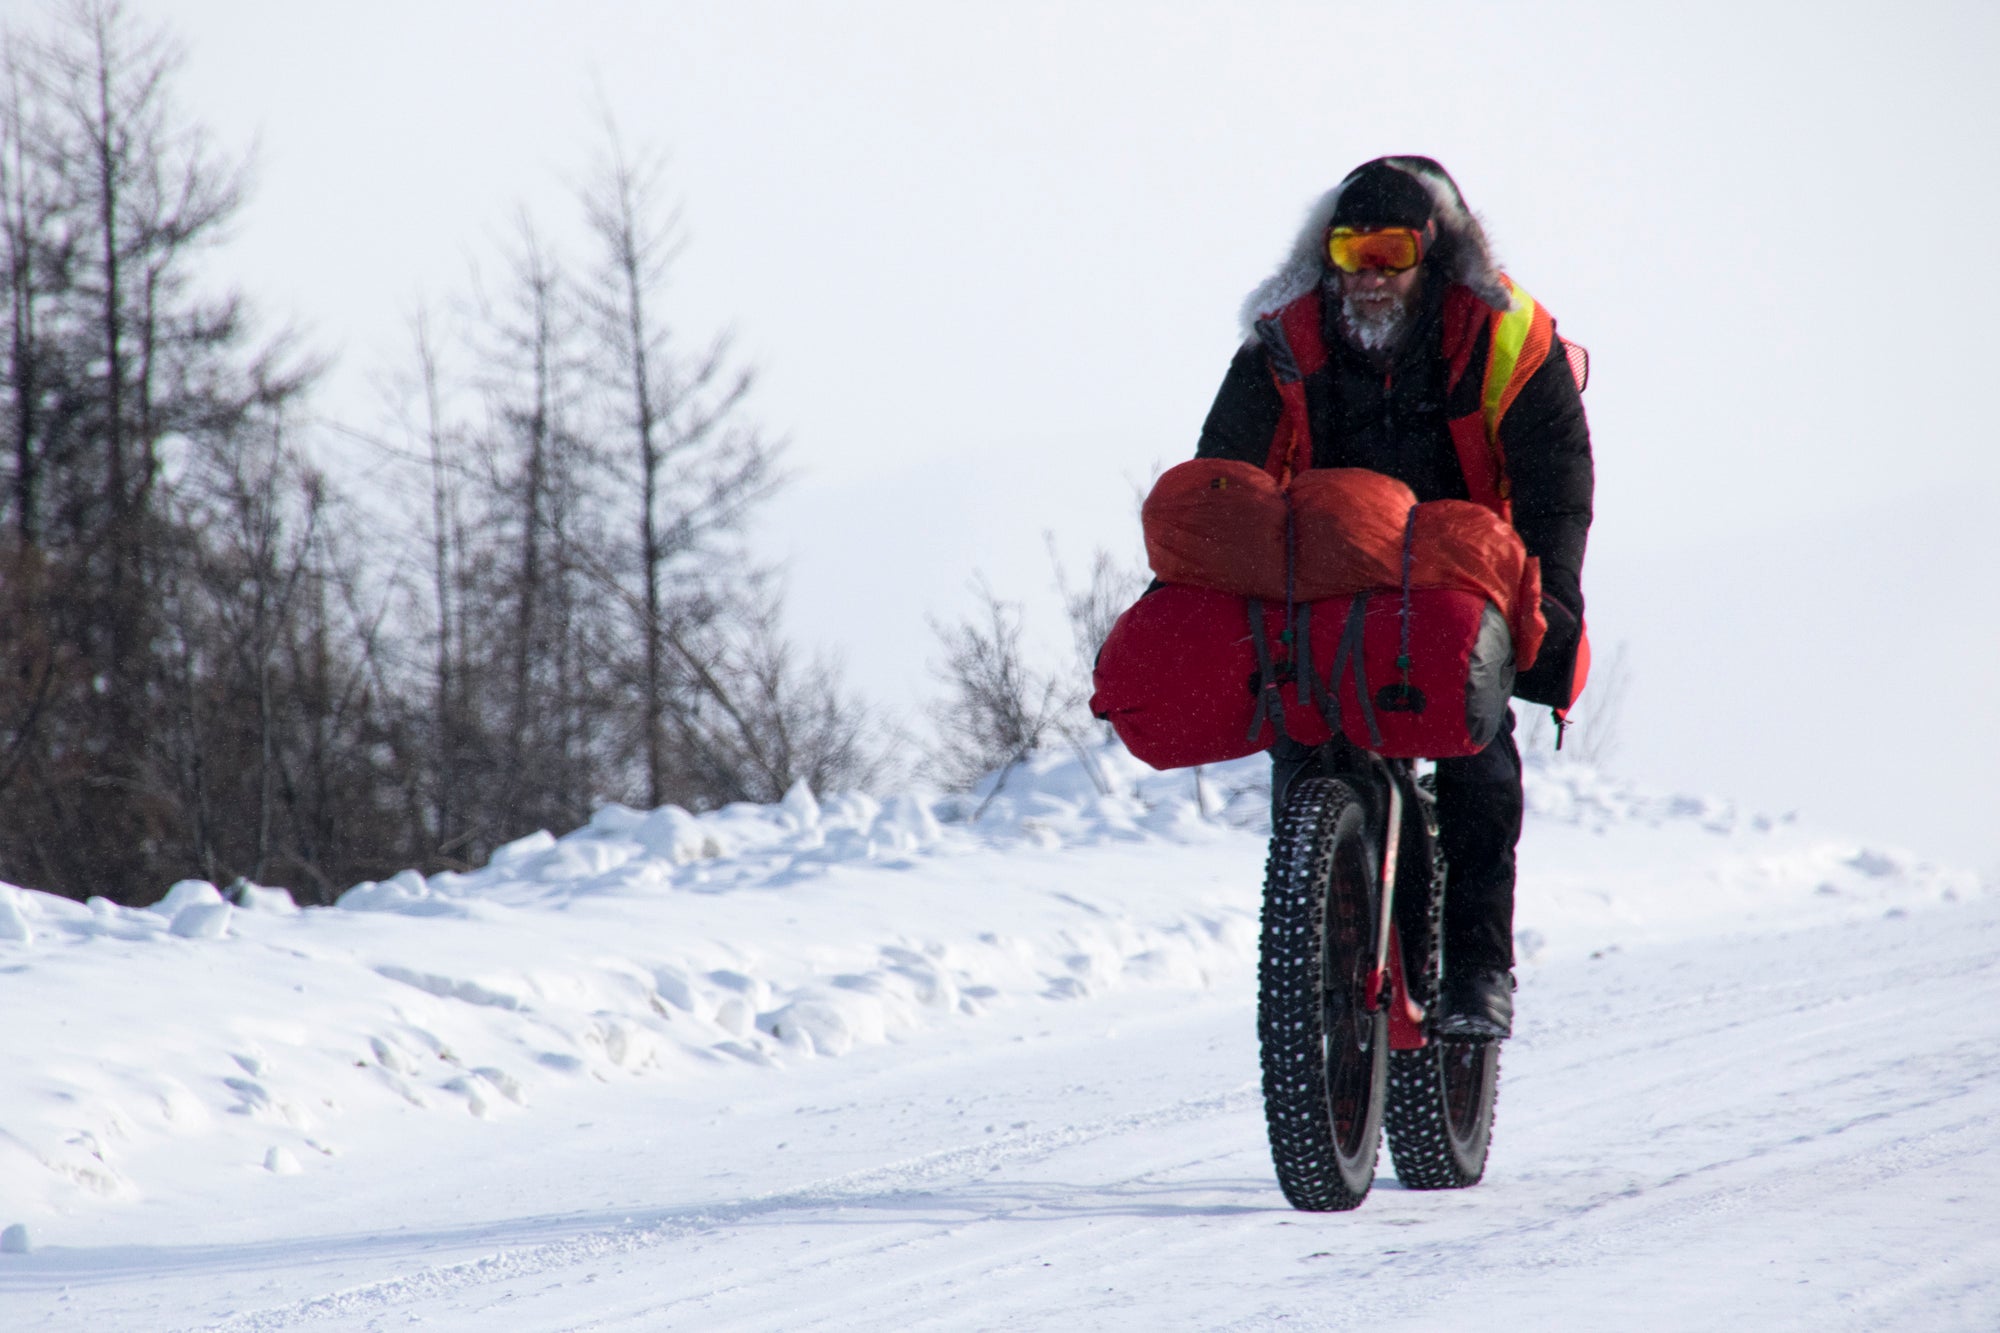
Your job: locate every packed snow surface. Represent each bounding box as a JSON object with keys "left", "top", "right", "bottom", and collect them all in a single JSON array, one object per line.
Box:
[{"left": 0, "top": 742, "right": 1992, "bottom": 1330}]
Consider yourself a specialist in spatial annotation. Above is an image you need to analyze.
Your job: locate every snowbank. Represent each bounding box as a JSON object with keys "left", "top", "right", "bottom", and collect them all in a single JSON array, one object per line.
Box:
[{"left": 0, "top": 741, "right": 1981, "bottom": 1228}]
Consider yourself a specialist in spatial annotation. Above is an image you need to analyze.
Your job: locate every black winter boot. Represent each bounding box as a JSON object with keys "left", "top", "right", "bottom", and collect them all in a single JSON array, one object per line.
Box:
[{"left": 1436, "top": 968, "right": 1514, "bottom": 1039}]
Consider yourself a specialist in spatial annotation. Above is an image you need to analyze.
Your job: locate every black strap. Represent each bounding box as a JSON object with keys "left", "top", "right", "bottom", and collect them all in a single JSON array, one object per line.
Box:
[
  {"left": 1245, "top": 598, "right": 1289, "bottom": 744},
  {"left": 1283, "top": 506, "right": 1297, "bottom": 638},
  {"left": 1294, "top": 599, "right": 1327, "bottom": 723},
  {"left": 1299, "top": 598, "right": 1339, "bottom": 735},
  {"left": 1319, "top": 593, "right": 1383, "bottom": 751}
]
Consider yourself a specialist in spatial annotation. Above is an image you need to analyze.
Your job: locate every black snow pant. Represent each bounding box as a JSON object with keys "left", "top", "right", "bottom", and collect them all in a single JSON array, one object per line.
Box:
[{"left": 1269, "top": 711, "right": 1521, "bottom": 978}]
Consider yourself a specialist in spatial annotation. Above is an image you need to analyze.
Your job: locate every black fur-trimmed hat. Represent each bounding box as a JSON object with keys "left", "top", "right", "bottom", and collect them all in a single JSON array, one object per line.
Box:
[{"left": 1328, "top": 160, "right": 1437, "bottom": 231}]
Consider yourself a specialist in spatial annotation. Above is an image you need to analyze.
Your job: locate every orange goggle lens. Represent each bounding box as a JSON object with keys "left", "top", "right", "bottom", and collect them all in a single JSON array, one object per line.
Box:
[{"left": 1327, "top": 227, "right": 1425, "bottom": 274}]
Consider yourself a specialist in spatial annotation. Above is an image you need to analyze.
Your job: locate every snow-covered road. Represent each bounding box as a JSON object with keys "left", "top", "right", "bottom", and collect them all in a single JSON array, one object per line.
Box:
[{"left": 3, "top": 750, "right": 1995, "bottom": 1330}]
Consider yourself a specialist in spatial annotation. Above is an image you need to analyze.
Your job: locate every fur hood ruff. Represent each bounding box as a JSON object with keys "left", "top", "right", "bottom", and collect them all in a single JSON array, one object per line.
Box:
[{"left": 1237, "top": 156, "right": 1512, "bottom": 340}]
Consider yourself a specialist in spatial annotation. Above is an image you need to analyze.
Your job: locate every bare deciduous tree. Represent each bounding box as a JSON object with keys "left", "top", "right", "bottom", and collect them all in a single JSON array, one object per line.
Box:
[
  {"left": 579, "top": 126, "right": 783, "bottom": 807},
  {"left": 0, "top": 4, "right": 889, "bottom": 905},
  {"left": 1048, "top": 535, "right": 1145, "bottom": 699},
  {"left": 0, "top": 0, "right": 317, "bottom": 901},
  {"left": 927, "top": 581, "right": 1080, "bottom": 796}
]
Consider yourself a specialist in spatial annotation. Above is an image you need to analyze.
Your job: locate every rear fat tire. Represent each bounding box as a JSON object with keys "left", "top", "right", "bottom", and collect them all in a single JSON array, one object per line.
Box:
[
  {"left": 1384, "top": 1038, "right": 1498, "bottom": 1189},
  {"left": 1382, "top": 796, "right": 1500, "bottom": 1189},
  {"left": 1258, "top": 777, "right": 1388, "bottom": 1211}
]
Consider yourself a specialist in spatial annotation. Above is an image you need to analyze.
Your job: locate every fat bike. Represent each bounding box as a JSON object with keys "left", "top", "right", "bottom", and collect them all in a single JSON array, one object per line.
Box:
[{"left": 1257, "top": 739, "right": 1501, "bottom": 1210}]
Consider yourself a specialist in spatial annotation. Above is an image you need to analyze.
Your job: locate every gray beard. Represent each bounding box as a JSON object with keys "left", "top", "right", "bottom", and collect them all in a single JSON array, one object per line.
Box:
[{"left": 1335, "top": 286, "right": 1418, "bottom": 357}]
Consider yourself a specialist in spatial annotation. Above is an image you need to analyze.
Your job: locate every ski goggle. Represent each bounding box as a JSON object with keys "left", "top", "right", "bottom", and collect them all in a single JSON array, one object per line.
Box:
[{"left": 1326, "top": 226, "right": 1428, "bottom": 274}]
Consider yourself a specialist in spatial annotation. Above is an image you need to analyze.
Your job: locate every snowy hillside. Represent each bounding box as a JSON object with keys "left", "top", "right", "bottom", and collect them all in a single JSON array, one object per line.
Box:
[{"left": 0, "top": 742, "right": 1992, "bottom": 1331}]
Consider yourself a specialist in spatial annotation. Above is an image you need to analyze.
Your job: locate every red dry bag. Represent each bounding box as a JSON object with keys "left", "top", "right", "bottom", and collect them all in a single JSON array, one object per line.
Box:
[{"left": 1090, "top": 583, "right": 1515, "bottom": 769}]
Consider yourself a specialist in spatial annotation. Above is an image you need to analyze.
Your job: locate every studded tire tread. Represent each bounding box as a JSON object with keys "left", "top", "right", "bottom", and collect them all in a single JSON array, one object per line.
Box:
[
  {"left": 1384, "top": 1040, "right": 1499, "bottom": 1189},
  {"left": 1258, "top": 776, "right": 1387, "bottom": 1212},
  {"left": 1382, "top": 789, "right": 1500, "bottom": 1191}
]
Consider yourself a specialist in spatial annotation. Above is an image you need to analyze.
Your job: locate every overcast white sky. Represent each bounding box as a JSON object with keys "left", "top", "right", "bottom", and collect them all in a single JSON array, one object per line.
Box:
[{"left": 86, "top": 0, "right": 2000, "bottom": 866}]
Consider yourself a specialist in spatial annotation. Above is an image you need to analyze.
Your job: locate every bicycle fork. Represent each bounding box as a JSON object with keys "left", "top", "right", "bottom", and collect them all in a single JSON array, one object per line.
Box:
[{"left": 1364, "top": 774, "right": 1430, "bottom": 1050}]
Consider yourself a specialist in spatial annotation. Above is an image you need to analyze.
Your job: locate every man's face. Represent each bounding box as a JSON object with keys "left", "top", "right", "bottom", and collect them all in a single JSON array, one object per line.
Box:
[
  {"left": 1333, "top": 261, "right": 1423, "bottom": 355},
  {"left": 1337, "top": 263, "right": 1422, "bottom": 315}
]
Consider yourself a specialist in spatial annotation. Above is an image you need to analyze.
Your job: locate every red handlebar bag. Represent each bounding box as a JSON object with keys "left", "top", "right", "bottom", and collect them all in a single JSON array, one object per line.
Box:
[
  {"left": 1139, "top": 460, "right": 1288, "bottom": 598},
  {"left": 1141, "top": 462, "right": 1423, "bottom": 602},
  {"left": 1090, "top": 583, "right": 1512, "bottom": 769},
  {"left": 1287, "top": 469, "right": 1417, "bottom": 600}
]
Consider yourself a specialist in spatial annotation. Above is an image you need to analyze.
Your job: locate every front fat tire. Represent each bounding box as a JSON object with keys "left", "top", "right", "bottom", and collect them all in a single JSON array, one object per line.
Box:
[
  {"left": 1258, "top": 777, "right": 1388, "bottom": 1212},
  {"left": 1384, "top": 1038, "right": 1499, "bottom": 1189}
]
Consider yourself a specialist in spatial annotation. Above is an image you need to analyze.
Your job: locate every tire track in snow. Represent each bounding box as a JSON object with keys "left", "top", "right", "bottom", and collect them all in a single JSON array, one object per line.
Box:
[
  {"left": 600, "top": 1123, "right": 1275, "bottom": 1332},
  {"left": 186, "top": 1084, "right": 1260, "bottom": 1332}
]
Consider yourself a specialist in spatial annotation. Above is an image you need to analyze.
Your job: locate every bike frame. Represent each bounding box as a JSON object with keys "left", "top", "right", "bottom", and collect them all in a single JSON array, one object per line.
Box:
[{"left": 1318, "top": 741, "right": 1431, "bottom": 1052}]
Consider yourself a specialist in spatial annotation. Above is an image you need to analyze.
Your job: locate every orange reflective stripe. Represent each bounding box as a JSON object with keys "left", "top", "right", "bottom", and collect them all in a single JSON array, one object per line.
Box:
[
  {"left": 1482, "top": 277, "right": 1554, "bottom": 435},
  {"left": 1474, "top": 276, "right": 1556, "bottom": 504},
  {"left": 1495, "top": 309, "right": 1553, "bottom": 433},
  {"left": 1482, "top": 287, "right": 1532, "bottom": 430}
]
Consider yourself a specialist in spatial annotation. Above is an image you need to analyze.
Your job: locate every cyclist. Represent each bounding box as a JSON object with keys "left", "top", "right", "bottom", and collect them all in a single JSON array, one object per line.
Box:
[{"left": 1194, "top": 156, "right": 1594, "bottom": 1038}]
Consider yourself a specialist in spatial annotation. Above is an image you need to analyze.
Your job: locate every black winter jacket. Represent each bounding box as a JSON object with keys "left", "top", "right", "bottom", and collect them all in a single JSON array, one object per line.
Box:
[{"left": 1195, "top": 280, "right": 1594, "bottom": 706}]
